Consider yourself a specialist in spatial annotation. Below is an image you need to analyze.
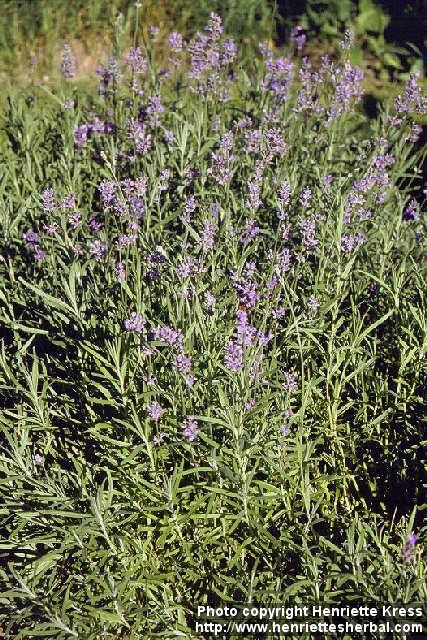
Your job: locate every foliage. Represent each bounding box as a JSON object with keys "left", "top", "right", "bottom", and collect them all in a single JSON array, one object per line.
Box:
[
  {"left": 292, "top": 0, "right": 424, "bottom": 80},
  {"left": 0, "top": 12, "right": 426, "bottom": 639}
]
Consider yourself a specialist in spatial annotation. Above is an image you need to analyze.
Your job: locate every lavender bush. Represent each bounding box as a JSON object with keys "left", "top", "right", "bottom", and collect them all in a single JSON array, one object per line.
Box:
[{"left": 0, "top": 13, "right": 425, "bottom": 638}]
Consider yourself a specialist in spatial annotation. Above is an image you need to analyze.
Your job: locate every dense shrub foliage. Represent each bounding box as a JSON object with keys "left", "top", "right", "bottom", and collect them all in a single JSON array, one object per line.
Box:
[{"left": 0, "top": 14, "right": 426, "bottom": 638}]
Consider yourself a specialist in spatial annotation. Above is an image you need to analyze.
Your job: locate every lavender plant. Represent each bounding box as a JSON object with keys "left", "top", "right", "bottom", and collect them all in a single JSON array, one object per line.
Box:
[{"left": 0, "top": 12, "right": 426, "bottom": 638}]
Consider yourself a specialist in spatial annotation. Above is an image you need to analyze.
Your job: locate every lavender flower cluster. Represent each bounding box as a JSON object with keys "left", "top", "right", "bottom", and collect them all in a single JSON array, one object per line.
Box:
[{"left": 16, "top": 13, "right": 426, "bottom": 453}]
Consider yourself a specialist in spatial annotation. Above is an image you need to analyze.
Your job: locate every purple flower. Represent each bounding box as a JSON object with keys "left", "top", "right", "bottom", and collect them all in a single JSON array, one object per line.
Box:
[
  {"left": 126, "top": 47, "right": 147, "bottom": 74},
  {"left": 245, "top": 181, "right": 263, "bottom": 212},
  {"left": 244, "top": 129, "right": 262, "bottom": 154},
  {"left": 42, "top": 188, "right": 56, "bottom": 212},
  {"left": 158, "top": 169, "right": 171, "bottom": 191},
  {"left": 208, "top": 131, "right": 235, "bottom": 185},
  {"left": 116, "top": 261, "right": 126, "bottom": 282},
  {"left": 403, "top": 199, "right": 419, "bottom": 222},
  {"left": 240, "top": 218, "right": 261, "bottom": 244},
  {"left": 267, "top": 128, "right": 287, "bottom": 155},
  {"left": 124, "top": 311, "right": 144, "bottom": 333},
  {"left": 236, "top": 310, "right": 257, "bottom": 347},
  {"left": 299, "top": 219, "right": 318, "bottom": 250},
  {"left": 277, "top": 180, "right": 291, "bottom": 218},
  {"left": 290, "top": 25, "right": 306, "bottom": 52},
  {"left": 402, "top": 532, "right": 417, "bottom": 562},
  {"left": 23, "top": 231, "right": 40, "bottom": 249},
  {"left": 151, "top": 325, "right": 184, "bottom": 349},
  {"left": 61, "top": 44, "right": 76, "bottom": 79},
  {"left": 106, "top": 54, "right": 122, "bottom": 84},
  {"left": 341, "top": 233, "right": 365, "bottom": 252},
  {"left": 199, "top": 219, "right": 216, "bottom": 250},
  {"left": 72, "top": 244, "right": 82, "bottom": 255},
  {"left": 283, "top": 371, "right": 297, "bottom": 393},
  {"left": 323, "top": 175, "right": 333, "bottom": 187},
  {"left": 96, "top": 65, "right": 111, "bottom": 94},
  {"left": 88, "top": 218, "right": 103, "bottom": 232},
  {"left": 210, "top": 202, "right": 220, "bottom": 218},
  {"left": 272, "top": 305, "right": 287, "bottom": 319},
  {"left": 34, "top": 249, "right": 46, "bottom": 262},
  {"left": 176, "top": 256, "right": 200, "bottom": 279},
  {"left": 173, "top": 352, "right": 192, "bottom": 374},
  {"left": 280, "top": 423, "right": 291, "bottom": 436},
  {"left": 276, "top": 247, "right": 292, "bottom": 273},
  {"left": 339, "top": 29, "right": 354, "bottom": 51},
  {"left": 183, "top": 195, "right": 197, "bottom": 222},
  {"left": 299, "top": 187, "right": 312, "bottom": 208},
  {"left": 99, "top": 181, "right": 117, "bottom": 207},
  {"left": 295, "top": 68, "right": 320, "bottom": 115},
  {"left": 164, "top": 129, "right": 175, "bottom": 144},
  {"left": 231, "top": 269, "right": 259, "bottom": 310},
  {"left": 60, "top": 194, "right": 76, "bottom": 210},
  {"left": 182, "top": 416, "right": 199, "bottom": 442},
  {"left": 326, "top": 62, "right": 364, "bottom": 125},
  {"left": 395, "top": 72, "right": 427, "bottom": 115},
  {"left": 74, "top": 124, "right": 90, "bottom": 147},
  {"left": 127, "top": 118, "right": 152, "bottom": 153},
  {"left": 244, "top": 261, "right": 256, "bottom": 278},
  {"left": 259, "top": 44, "right": 294, "bottom": 104},
  {"left": 204, "top": 290, "right": 216, "bottom": 312},
  {"left": 225, "top": 339, "right": 243, "bottom": 372},
  {"left": 183, "top": 167, "right": 201, "bottom": 187},
  {"left": 168, "top": 31, "right": 184, "bottom": 53},
  {"left": 116, "top": 233, "right": 137, "bottom": 249},
  {"left": 68, "top": 211, "right": 81, "bottom": 229},
  {"left": 187, "top": 16, "right": 235, "bottom": 98},
  {"left": 249, "top": 355, "right": 265, "bottom": 384},
  {"left": 42, "top": 223, "right": 59, "bottom": 234},
  {"left": 147, "top": 95, "right": 164, "bottom": 124},
  {"left": 145, "top": 250, "right": 165, "bottom": 281},
  {"left": 89, "top": 240, "right": 107, "bottom": 260},
  {"left": 221, "top": 37, "right": 237, "bottom": 65},
  {"left": 146, "top": 401, "right": 165, "bottom": 422}
]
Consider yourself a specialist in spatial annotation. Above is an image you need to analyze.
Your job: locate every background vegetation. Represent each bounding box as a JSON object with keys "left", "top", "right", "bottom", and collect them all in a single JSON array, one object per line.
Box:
[{"left": 0, "top": 0, "right": 425, "bottom": 89}]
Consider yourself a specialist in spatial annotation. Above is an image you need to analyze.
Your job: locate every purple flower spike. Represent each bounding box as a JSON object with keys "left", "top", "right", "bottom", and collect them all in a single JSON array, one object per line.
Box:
[
  {"left": 34, "top": 249, "right": 46, "bottom": 262},
  {"left": 61, "top": 44, "right": 76, "bottom": 79},
  {"left": 290, "top": 26, "right": 306, "bottom": 52},
  {"left": 183, "top": 416, "right": 199, "bottom": 442},
  {"left": 283, "top": 371, "right": 298, "bottom": 394},
  {"left": 89, "top": 240, "right": 107, "bottom": 260},
  {"left": 116, "top": 261, "right": 126, "bottom": 282},
  {"left": 403, "top": 199, "right": 419, "bottom": 222},
  {"left": 307, "top": 296, "right": 320, "bottom": 312},
  {"left": 124, "top": 311, "right": 144, "bottom": 334},
  {"left": 74, "top": 124, "right": 90, "bottom": 147},
  {"left": 23, "top": 231, "right": 40, "bottom": 250},
  {"left": 402, "top": 532, "right": 417, "bottom": 562},
  {"left": 42, "top": 188, "right": 56, "bottom": 212},
  {"left": 168, "top": 31, "right": 184, "bottom": 53},
  {"left": 147, "top": 401, "right": 165, "bottom": 422},
  {"left": 225, "top": 339, "right": 243, "bottom": 372},
  {"left": 240, "top": 218, "right": 261, "bottom": 244},
  {"left": 151, "top": 325, "right": 184, "bottom": 349},
  {"left": 126, "top": 47, "right": 147, "bottom": 74}
]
